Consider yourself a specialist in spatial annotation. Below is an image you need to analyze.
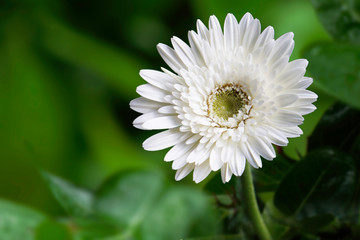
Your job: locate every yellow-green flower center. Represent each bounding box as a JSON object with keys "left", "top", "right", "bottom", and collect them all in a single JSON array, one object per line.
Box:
[
  {"left": 212, "top": 89, "right": 244, "bottom": 120},
  {"left": 207, "top": 84, "right": 250, "bottom": 125}
]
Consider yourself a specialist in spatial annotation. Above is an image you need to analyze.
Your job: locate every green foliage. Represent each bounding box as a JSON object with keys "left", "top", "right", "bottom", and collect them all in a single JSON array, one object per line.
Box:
[
  {"left": 304, "top": 43, "right": 360, "bottom": 109},
  {"left": 41, "top": 171, "right": 94, "bottom": 218},
  {"left": 26, "top": 170, "right": 220, "bottom": 240},
  {"left": 274, "top": 149, "right": 357, "bottom": 219},
  {"left": 311, "top": 0, "right": 360, "bottom": 44},
  {"left": 0, "top": 199, "right": 46, "bottom": 240}
]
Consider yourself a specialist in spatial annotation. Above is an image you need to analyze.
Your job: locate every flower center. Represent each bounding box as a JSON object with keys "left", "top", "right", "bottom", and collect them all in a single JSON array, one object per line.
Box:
[{"left": 207, "top": 84, "right": 251, "bottom": 127}]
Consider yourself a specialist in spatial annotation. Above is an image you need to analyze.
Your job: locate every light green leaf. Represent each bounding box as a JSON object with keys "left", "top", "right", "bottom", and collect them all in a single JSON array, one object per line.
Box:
[
  {"left": 303, "top": 43, "right": 360, "bottom": 109},
  {"left": 41, "top": 171, "right": 94, "bottom": 218},
  {"left": 138, "top": 187, "right": 219, "bottom": 240},
  {"left": 0, "top": 199, "right": 46, "bottom": 240},
  {"left": 94, "top": 170, "right": 164, "bottom": 231}
]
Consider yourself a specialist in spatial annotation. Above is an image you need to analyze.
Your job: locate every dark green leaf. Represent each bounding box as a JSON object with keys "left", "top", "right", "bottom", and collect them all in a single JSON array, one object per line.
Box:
[
  {"left": 0, "top": 199, "right": 46, "bottom": 240},
  {"left": 309, "top": 103, "right": 360, "bottom": 152},
  {"left": 204, "top": 172, "right": 237, "bottom": 195},
  {"left": 41, "top": 171, "right": 94, "bottom": 218},
  {"left": 304, "top": 43, "right": 360, "bottom": 109},
  {"left": 311, "top": 0, "right": 360, "bottom": 44},
  {"left": 254, "top": 155, "right": 295, "bottom": 193},
  {"left": 274, "top": 148, "right": 357, "bottom": 221}
]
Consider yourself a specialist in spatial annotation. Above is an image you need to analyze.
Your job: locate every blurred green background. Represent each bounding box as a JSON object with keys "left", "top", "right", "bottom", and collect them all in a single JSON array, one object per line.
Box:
[{"left": 2, "top": 0, "right": 359, "bottom": 239}]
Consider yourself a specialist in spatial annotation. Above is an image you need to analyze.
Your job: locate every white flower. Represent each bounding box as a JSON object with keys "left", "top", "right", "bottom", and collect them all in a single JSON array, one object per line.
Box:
[{"left": 130, "top": 13, "right": 317, "bottom": 183}]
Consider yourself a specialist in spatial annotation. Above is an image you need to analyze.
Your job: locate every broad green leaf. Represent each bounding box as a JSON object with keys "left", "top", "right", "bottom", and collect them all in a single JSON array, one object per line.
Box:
[
  {"left": 94, "top": 170, "right": 164, "bottom": 230},
  {"left": 311, "top": 0, "right": 360, "bottom": 44},
  {"left": 38, "top": 14, "right": 146, "bottom": 99},
  {"left": 303, "top": 43, "right": 360, "bottom": 109},
  {"left": 0, "top": 199, "right": 46, "bottom": 240},
  {"left": 41, "top": 171, "right": 94, "bottom": 218},
  {"left": 138, "top": 187, "right": 219, "bottom": 240},
  {"left": 274, "top": 148, "right": 357, "bottom": 221}
]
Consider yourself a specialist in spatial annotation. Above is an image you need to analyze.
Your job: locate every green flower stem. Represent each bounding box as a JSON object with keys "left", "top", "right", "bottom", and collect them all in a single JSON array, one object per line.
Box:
[{"left": 241, "top": 163, "right": 272, "bottom": 240}]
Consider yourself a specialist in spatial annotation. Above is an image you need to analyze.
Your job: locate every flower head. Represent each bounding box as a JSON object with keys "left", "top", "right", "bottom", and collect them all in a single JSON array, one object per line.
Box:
[{"left": 130, "top": 13, "right": 317, "bottom": 183}]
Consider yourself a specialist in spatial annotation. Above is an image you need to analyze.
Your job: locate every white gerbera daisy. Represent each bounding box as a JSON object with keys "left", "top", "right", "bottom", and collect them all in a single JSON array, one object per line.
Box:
[{"left": 130, "top": 13, "right": 317, "bottom": 183}]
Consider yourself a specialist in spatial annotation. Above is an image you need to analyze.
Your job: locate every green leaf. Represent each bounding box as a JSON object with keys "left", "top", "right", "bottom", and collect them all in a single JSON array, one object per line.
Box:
[
  {"left": 303, "top": 43, "right": 360, "bottom": 109},
  {"left": 311, "top": 0, "right": 360, "bottom": 44},
  {"left": 94, "top": 170, "right": 164, "bottom": 229},
  {"left": 274, "top": 148, "right": 357, "bottom": 221},
  {"left": 254, "top": 155, "right": 295, "bottom": 195},
  {"left": 41, "top": 171, "right": 94, "bottom": 218},
  {"left": 204, "top": 172, "right": 237, "bottom": 195},
  {"left": 138, "top": 187, "right": 219, "bottom": 240},
  {"left": 0, "top": 199, "right": 46, "bottom": 240}
]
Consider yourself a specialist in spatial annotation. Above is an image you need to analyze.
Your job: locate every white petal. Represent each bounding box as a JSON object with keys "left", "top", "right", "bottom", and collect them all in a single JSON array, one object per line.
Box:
[
  {"left": 269, "top": 32, "right": 294, "bottom": 62},
  {"left": 188, "top": 31, "right": 206, "bottom": 66},
  {"left": 274, "top": 94, "right": 298, "bottom": 107},
  {"left": 241, "top": 142, "right": 261, "bottom": 168},
  {"left": 175, "top": 163, "right": 195, "bottom": 181},
  {"left": 158, "top": 106, "right": 176, "bottom": 114},
  {"left": 209, "top": 146, "right": 223, "bottom": 171},
  {"left": 187, "top": 143, "right": 211, "bottom": 164},
  {"left": 248, "top": 136, "right": 275, "bottom": 160},
  {"left": 193, "top": 161, "right": 212, "bottom": 183},
  {"left": 136, "top": 84, "right": 168, "bottom": 102},
  {"left": 143, "top": 129, "right": 190, "bottom": 151},
  {"left": 243, "top": 18, "right": 261, "bottom": 53},
  {"left": 253, "top": 26, "right": 274, "bottom": 50},
  {"left": 171, "top": 36, "right": 196, "bottom": 67},
  {"left": 224, "top": 13, "right": 239, "bottom": 51},
  {"left": 140, "top": 69, "right": 175, "bottom": 90},
  {"left": 157, "top": 43, "right": 186, "bottom": 73},
  {"left": 196, "top": 19, "right": 209, "bottom": 40},
  {"left": 172, "top": 155, "right": 189, "bottom": 170},
  {"left": 231, "top": 144, "right": 246, "bottom": 176},
  {"left": 277, "top": 68, "right": 306, "bottom": 85},
  {"left": 220, "top": 163, "right": 233, "bottom": 183},
  {"left": 209, "top": 15, "right": 224, "bottom": 50},
  {"left": 238, "top": 12, "right": 254, "bottom": 44},
  {"left": 165, "top": 142, "right": 195, "bottom": 161},
  {"left": 133, "top": 111, "right": 163, "bottom": 129},
  {"left": 130, "top": 97, "right": 164, "bottom": 113},
  {"left": 272, "top": 110, "right": 304, "bottom": 127},
  {"left": 142, "top": 116, "right": 181, "bottom": 130}
]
